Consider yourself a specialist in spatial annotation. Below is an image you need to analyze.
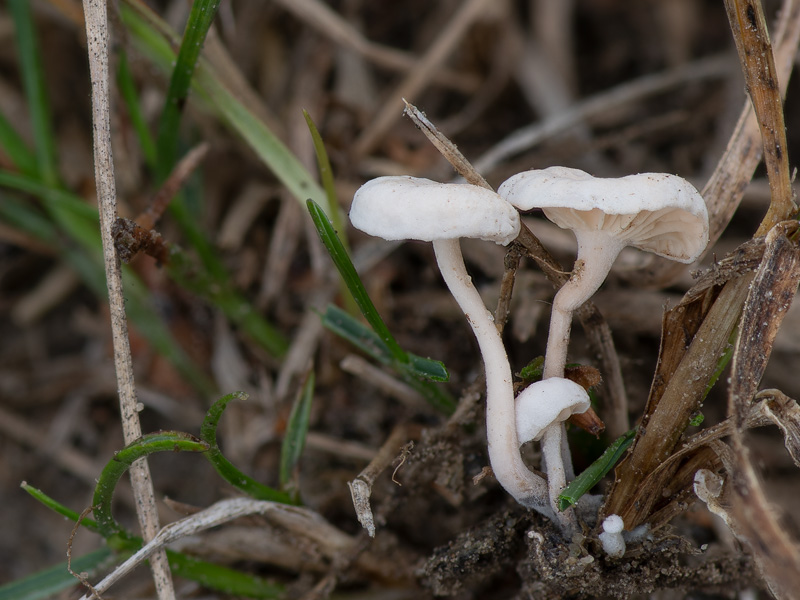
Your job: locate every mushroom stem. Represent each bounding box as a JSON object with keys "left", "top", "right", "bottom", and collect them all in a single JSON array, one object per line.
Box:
[
  {"left": 432, "top": 238, "right": 552, "bottom": 517},
  {"left": 542, "top": 232, "right": 625, "bottom": 379},
  {"left": 541, "top": 423, "right": 578, "bottom": 532},
  {"left": 539, "top": 232, "right": 624, "bottom": 522}
]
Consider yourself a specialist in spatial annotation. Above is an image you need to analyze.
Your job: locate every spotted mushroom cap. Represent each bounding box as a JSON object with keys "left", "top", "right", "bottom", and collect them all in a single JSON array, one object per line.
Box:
[
  {"left": 498, "top": 167, "right": 709, "bottom": 263},
  {"left": 515, "top": 377, "right": 591, "bottom": 444},
  {"left": 350, "top": 176, "right": 520, "bottom": 246}
]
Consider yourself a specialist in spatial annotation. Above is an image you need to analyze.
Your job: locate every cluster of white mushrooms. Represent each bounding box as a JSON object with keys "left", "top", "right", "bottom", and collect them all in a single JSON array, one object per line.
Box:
[{"left": 349, "top": 166, "right": 709, "bottom": 539}]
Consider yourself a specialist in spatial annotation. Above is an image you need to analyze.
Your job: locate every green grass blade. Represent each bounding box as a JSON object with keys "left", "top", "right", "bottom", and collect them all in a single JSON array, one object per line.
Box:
[
  {"left": 321, "top": 304, "right": 454, "bottom": 413},
  {"left": 322, "top": 304, "right": 448, "bottom": 382},
  {"left": 405, "top": 354, "right": 449, "bottom": 382},
  {"left": 155, "top": 0, "right": 221, "bottom": 177},
  {"left": 519, "top": 356, "right": 545, "bottom": 380},
  {"left": 0, "top": 110, "right": 37, "bottom": 176},
  {"left": 307, "top": 199, "right": 409, "bottom": 363},
  {"left": 558, "top": 428, "right": 638, "bottom": 511},
  {"left": 0, "top": 548, "right": 113, "bottom": 600},
  {"left": 119, "top": 0, "right": 328, "bottom": 213},
  {"left": 0, "top": 170, "right": 103, "bottom": 250},
  {"left": 303, "top": 111, "right": 346, "bottom": 245},
  {"left": 117, "top": 50, "right": 157, "bottom": 169},
  {"left": 2, "top": 170, "right": 286, "bottom": 361},
  {"left": 321, "top": 304, "right": 393, "bottom": 363},
  {"left": 21, "top": 482, "right": 100, "bottom": 533},
  {"left": 168, "top": 553, "right": 284, "bottom": 599},
  {"left": 280, "top": 371, "right": 315, "bottom": 498},
  {"left": 8, "top": 0, "right": 59, "bottom": 186},
  {"left": 303, "top": 110, "right": 359, "bottom": 316},
  {"left": 92, "top": 432, "right": 209, "bottom": 537},
  {"left": 201, "top": 392, "right": 296, "bottom": 504}
]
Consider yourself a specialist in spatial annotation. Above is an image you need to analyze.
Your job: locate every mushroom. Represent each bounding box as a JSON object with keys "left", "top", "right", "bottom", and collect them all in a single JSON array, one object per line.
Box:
[
  {"left": 499, "top": 167, "right": 708, "bottom": 517},
  {"left": 349, "top": 176, "right": 557, "bottom": 518},
  {"left": 599, "top": 514, "right": 626, "bottom": 558},
  {"left": 515, "top": 377, "right": 591, "bottom": 522},
  {"left": 498, "top": 166, "right": 709, "bottom": 380},
  {"left": 515, "top": 377, "right": 590, "bottom": 446}
]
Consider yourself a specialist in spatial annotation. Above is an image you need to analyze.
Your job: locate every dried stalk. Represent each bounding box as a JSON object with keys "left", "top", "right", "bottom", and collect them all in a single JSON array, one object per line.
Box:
[
  {"left": 723, "top": 222, "right": 800, "bottom": 599},
  {"left": 605, "top": 0, "right": 800, "bottom": 527},
  {"left": 81, "top": 1, "right": 174, "bottom": 598}
]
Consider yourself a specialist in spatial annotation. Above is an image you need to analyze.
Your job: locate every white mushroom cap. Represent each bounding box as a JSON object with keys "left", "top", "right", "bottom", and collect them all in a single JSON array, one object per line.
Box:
[
  {"left": 350, "top": 176, "right": 520, "bottom": 246},
  {"left": 515, "top": 377, "right": 591, "bottom": 444},
  {"left": 498, "top": 167, "right": 709, "bottom": 263}
]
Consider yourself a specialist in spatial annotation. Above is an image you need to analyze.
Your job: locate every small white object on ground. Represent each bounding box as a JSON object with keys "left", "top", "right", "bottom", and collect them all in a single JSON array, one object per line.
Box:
[{"left": 599, "top": 514, "right": 626, "bottom": 558}]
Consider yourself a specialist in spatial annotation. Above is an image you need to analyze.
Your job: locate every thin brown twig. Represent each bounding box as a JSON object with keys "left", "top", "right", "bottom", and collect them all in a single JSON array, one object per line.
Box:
[
  {"left": 68, "top": 505, "right": 103, "bottom": 600},
  {"left": 138, "top": 142, "right": 210, "bottom": 230},
  {"left": 80, "top": 1, "right": 174, "bottom": 598}
]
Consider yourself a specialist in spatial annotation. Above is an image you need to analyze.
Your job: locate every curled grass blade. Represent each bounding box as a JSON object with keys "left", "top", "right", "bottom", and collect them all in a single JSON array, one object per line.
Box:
[
  {"left": 201, "top": 392, "right": 295, "bottom": 504},
  {"left": 92, "top": 432, "right": 209, "bottom": 537},
  {"left": 280, "top": 371, "right": 315, "bottom": 498},
  {"left": 155, "top": 0, "right": 221, "bottom": 177},
  {"left": 558, "top": 428, "right": 637, "bottom": 511}
]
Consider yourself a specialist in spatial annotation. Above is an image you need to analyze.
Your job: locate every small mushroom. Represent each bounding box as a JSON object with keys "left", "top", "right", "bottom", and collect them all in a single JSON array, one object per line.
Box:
[
  {"left": 515, "top": 378, "right": 590, "bottom": 445},
  {"left": 599, "top": 514, "right": 626, "bottom": 558},
  {"left": 515, "top": 377, "right": 590, "bottom": 524},
  {"left": 350, "top": 176, "right": 556, "bottom": 517},
  {"left": 499, "top": 166, "right": 709, "bottom": 380}
]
